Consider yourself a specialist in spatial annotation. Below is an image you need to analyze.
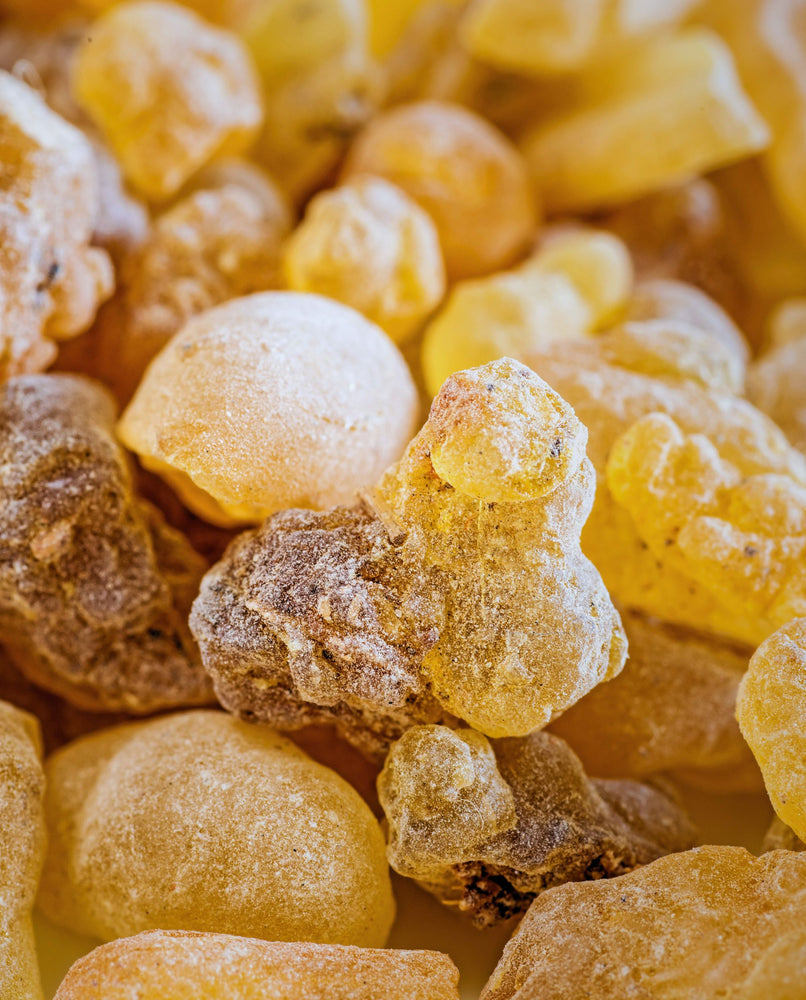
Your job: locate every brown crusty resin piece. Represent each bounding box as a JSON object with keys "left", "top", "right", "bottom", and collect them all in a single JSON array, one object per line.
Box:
[
  {"left": 481, "top": 846, "right": 806, "bottom": 1000},
  {"left": 54, "top": 930, "right": 461, "bottom": 1000},
  {"left": 190, "top": 358, "right": 626, "bottom": 756},
  {"left": 0, "top": 374, "right": 212, "bottom": 713},
  {"left": 0, "top": 700, "right": 46, "bottom": 1000},
  {"left": 378, "top": 725, "right": 697, "bottom": 927}
]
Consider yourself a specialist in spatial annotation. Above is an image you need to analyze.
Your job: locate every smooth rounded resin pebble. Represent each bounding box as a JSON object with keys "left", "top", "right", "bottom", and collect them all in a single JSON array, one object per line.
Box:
[
  {"left": 0, "top": 701, "right": 45, "bottom": 1000},
  {"left": 37, "top": 711, "right": 394, "bottom": 946},
  {"left": 737, "top": 617, "right": 806, "bottom": 844},
  {"left": 118, "top": 291, "right": 418, "bottom": 527},
  {"left": 482, "top": 846, "right": 806, "bottom": 1000},
  {"left": 54, "top": 930, "right": 461, "bottom": 1000}
]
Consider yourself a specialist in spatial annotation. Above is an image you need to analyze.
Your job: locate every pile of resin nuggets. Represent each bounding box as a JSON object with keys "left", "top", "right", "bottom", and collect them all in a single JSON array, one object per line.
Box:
[{"left": 3, "top": 0, "right": 806, "bottom": 996}]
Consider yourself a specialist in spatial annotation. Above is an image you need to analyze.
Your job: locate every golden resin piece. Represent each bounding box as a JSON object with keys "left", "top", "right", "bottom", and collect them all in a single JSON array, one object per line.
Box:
[
  {"left": 378, "top": 725, "right": 696, "bottom": 927},
  {"left": 737, "top": 617, "right": 806, "bottom": 844},
  {"left": 191, "top": 359, "right": 626, "bottom": 752},
  {"left": 0, "top": 701, "right": 45, "bottom": 1000},
  {"left": 748, "top": 302, "right": 806, "bottom": 456},
  {"left": 524, "top": 319, "right": 806, "bottom": 647},
  {"left": 482, "top": 846, "right": 806, "bottom": 1000},
  {"left": 283, "top": 174, "right": 445, "bottom": 344},
  {"left": 55, "top": 931, "right": 460, "bottom": 1000},
  {"left": 550, "top": 612, "right": 760, "bottom": 792},
  {"left": 0, "top": 71, "right": 113, "bottom": 378},
  {"left": 763, "top": 817, "right": 806, "bottom": 854},
  {"left": 521, "top": 30, "right": 769, "bottom": 214},
  {"left": 118, "top": 291, "right": 418, "bottom": 527},
  {"left": 72, "top": 1, "right": 263, "bottom": 200},
  {"left": 342, "top": 100, "right": 537, "bottom": 279},
  {"left": 38, "top": 711, "right": 395, "bottom": 946},
  {"left": 0, "top": 374, "right": 211, "bottom": 713},
  {"left": 78, "top": 160, "right": 292, "bottom": 402},
  {"left": 421, "top": 228, "right": 632, "bottom": 396}
]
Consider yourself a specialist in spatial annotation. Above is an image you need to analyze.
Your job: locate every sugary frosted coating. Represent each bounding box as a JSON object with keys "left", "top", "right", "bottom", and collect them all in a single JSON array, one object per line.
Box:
[
  {"left": 81, "top": 160, "right": 292, "bottom": 402},
  {"left": 421, "top": 228, "right": 632, "bottom": 396},
  {"left": 550, "top": 611, "right": 760, "bottom": 792},
  {"left": 118, "top": 291, "right": 418, "bottom": 527},
  {"left": 737, "top": 617, "right": 806, "bottom": 843},
  {"left": 521, "top": 30, "right": 769, "bottom": 213},
  {"left": 283, "top": 174, "right": 445, "bottom": 344},
  {"left": 38, "top": 710, "right": 395, "bottom": 946},
  {"left": 525, "top": 327, "right": 805, "bottom": 645},
  {"left": 0, "top": 71, "right": 113, "bottom": 377},
  {"left": 72, "top": 1, "right": 263, "bottom": 200},
  {"left": 191, "top": 358, "right": 626, "bottom": 749},
  {"left": 482, "top": 846, "right": 806, "bottom": 1000},
  {"left": 378, "top": 725, "right": 696, "bottom": 927},
  {"left": 607, "top": 412, "right": 806, "bottom": 639},
  {"left": 55, "top": 931, "right": 460, "bottom": 1000},
  {"left": 342, "top": 100, "right": 537, "bottom": 279},
  {"left": 0, "top": 374, "right": 211, "bottom": 713},
  {"left": 763, "top": 816, "right": 806, "bottom": 854},
  {"left": 0, "top": 700, "right": 45, "bottom": 1000}
]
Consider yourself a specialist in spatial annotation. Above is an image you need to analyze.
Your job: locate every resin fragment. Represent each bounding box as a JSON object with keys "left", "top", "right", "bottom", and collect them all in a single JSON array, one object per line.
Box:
[
  {"left": 342, "top": 100, "right": 537, "bottom": 279},
  {"left": 521, "top": 30, "right": 769, "bottom": 213},
  {"left": 482, "top": 846, "right": 806, "bottom": 1000},
  {"left": 191, "top": 358, "right": 626, "bottom": 751},
  {"left": 748, "top": 302, "right": 806, "bottom": 456},
  {"left": 38, "top": 711, "right": 395, "bottom": 946},
  {"left": 550, "top": 612, "right": 760, "bottom": 791},
  {"left": 283, "top": 174, "right": 445, "bottom": 344},
  {"left": 378, "top": 725, "right": 696, "bottom": 926},
  {"left": 118, "top": 292, "right": 418, "bottom": 527},
  {"left": 0, "top": 701, "right": 45, "bottom": 1000},
  {"left": 0, "top": 374, "right": 211, "bottom": 713},
  {"left": 72, "top": 1, "right": 263, "bottom": 200},
  {"left": 762, "top": 817, "right": 806, "bottom": 854},
  {"left": 737, "top": 617, "right": 806, "bottom": 844},
  {"left": 54, "top": 930, "right": 460, "bottom": 1000},
  {"left": 0, "top": 71, "right": 113, "bottom": 377}
]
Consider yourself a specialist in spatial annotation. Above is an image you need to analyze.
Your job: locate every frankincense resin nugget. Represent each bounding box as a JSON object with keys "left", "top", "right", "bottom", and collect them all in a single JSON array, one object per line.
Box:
[
  {"left": 118, "top": 292, "right": 418, "bottom": 527},
  {"left": 0, "top": 71, "right": 113, "bottom": 378},
  {"left": 481, "top": 847, "right": 806, "bottom": 1000},
  {"left": 0, "top": 702, "right": 45, "bottom": 1000},
  {"left": 55, "top": 931, "right": 460, "bottom": 1000},
  {"left": 0, "top": 374, "right": 211, "bottom": 713},
  {"left": 38, "top": 711, "right": 394, "bottom": 947},
  {"left": 378, "top": 725, "right": 696, "bottom": 927},
  {"left": 191, "top": 358, "right": 627, "bottom": 752}
]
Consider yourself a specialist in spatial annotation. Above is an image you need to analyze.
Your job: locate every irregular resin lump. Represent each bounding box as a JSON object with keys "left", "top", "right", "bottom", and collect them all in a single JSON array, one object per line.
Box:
[
  {"left": 0, "top": 71, "right": 113, "bottom": 378},
  {"left": 118, "top": 292, "right": 418, "bottom": 527},
  {"left": 38, "top": 711, "right": 395, "bottom": 946},
  {"left": 481, "top": 847, "right": 806, "bottom": 1000},
  {"left": 72, "top": 1, "right": 263, "bottom": 199},
  {"left": 342, "top": 100, "right": 537, "bottom": 279},
  {"left": 283, "top": 174, "right": 446, "bottom": 344},
  {"left": 191, "top": 358, "right": 627, "bottom": 751},
  {"left": 0, "top": 701, "right": 45, "bottom": 1000},
  {"left": 0, "top": 374, "right": 211, "bottom": 713},
  {"left": 550, "top": 611, "right": 760, "bottom": 792},
  {"left": 737, "top": 617, "right": 806, "bottom": 844},
  {"left": 54, "top": 931, "right": 461, "bottom": 1000},
  {"left": 378, "top": 725, "right": 696, "bottom": 927}
]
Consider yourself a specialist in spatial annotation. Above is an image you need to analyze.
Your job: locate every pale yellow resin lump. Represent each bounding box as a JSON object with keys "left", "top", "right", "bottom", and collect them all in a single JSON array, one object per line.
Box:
[
  {"left": 38, "top": 711, "right": 395, "bottom": 946},
  {"left": 342, "top": 100, "right": 538, "bottom": 279},
  {"left": 283, "top": 174, "right": 445, "bottom": 344},
  {"left": 0, "top": 701, "right": 45, "bottom": 1000},
  {"left": 482, "top": 847, "right": 806, "bottom": 1000},
  {"left": 0, "top": 71, "right": 113, "bottom": 378},
  {"left": 521, "top": 29, "right": 769, "bottom": 214},
  {"left": 72, "top": 1, "right": 264, "bottom": 200},
  {"left": 737, "top": 617, "right": 806, "bottom": 844},
  {"left": 747, "top": 300, "right": 806, "bottom": 456},
  {"left": 117, "top": 291, "right": 418, "bottom": 527},
  {"left": 54, "top": 931, "right": 461, "bottom": 1000}
]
